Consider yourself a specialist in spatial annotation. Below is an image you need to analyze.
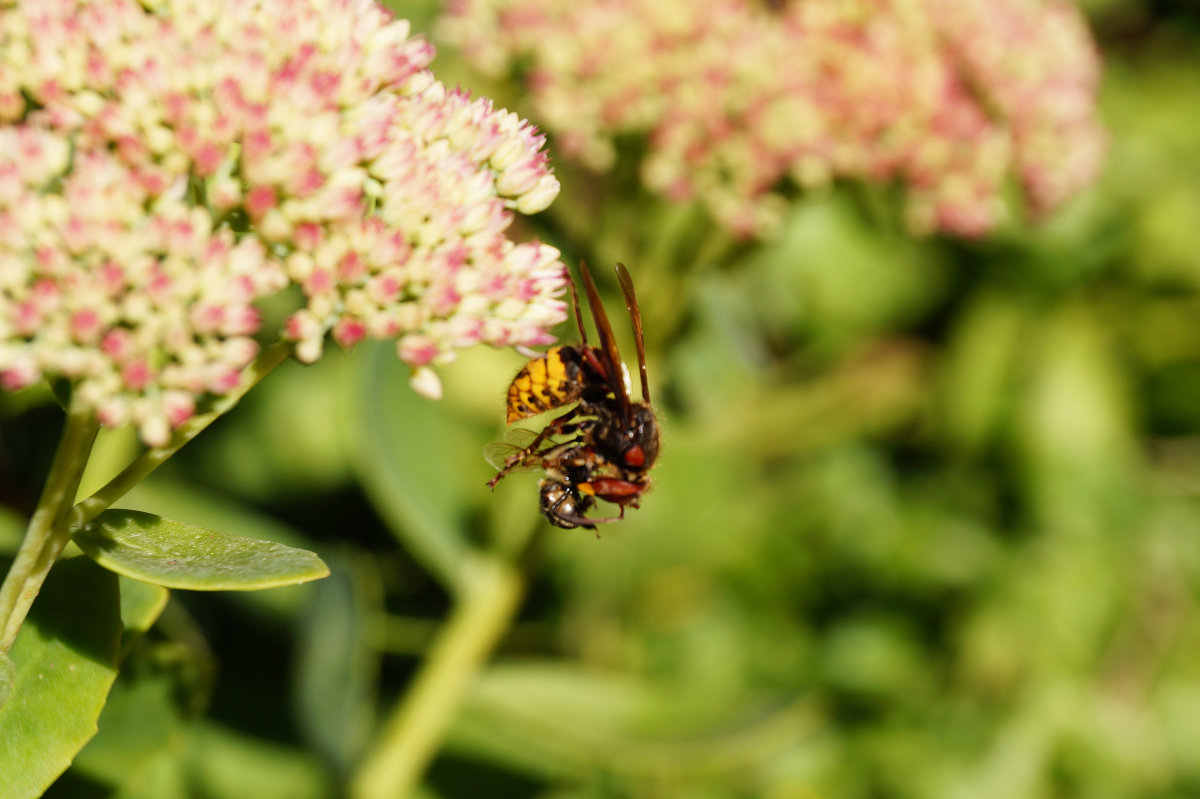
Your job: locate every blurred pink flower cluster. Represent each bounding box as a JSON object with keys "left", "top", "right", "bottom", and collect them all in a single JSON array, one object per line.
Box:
[
  {"left": 439, "top": 0, "right": 1104, "bottom": 238},
  {"left": 0, "top": 0, "right": 565, "bottom": 445}
]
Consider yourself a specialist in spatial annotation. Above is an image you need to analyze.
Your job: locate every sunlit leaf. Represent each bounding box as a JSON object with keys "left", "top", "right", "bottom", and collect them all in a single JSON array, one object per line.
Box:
[
  {"left": 68, "top": 643, "right": 194, "bottom": 790},
  {"left": 121, "top": 478, "right": 322, "bottom": 621},
  {"left": 355, "top": 342, "right": 482, "bottom": 592},
  {"left": 75, "top": 509, "right": 329, "bottom": 591},
  {"left": 1013, "top": 305, "right": 1140, "bottom": 530},
  {"left": 0, "top": 650, "right": 13, "bottom": 709},
  {"left": 0, "top": 556, "right": 122, "bottom": 799}
]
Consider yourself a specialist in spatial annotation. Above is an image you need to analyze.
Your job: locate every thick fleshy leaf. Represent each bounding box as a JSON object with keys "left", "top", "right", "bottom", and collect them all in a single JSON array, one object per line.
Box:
[
  {"left": 450, "top": 661, "right": 814, "bottom": 781},
  {"left": 0, "top": 650, "right": 13, "bottom": 708},
  {"left": 449, "top": 662, "right": 654, "bottom": 778},
  {"left": 294, "top": 551, "right": 380, "bottom": 775},
  {"left": 119, "top": 576, "right": 169, "bottom": 639},
  {"left": 0, "top": 506, "right": 24, "bottom": 555},
  {"left": 0, "top": 555, "right": 122, "bottom": 799},
  {"left": 75, "top": 509, "right": 329, "bottom": 591},
  {"left": 122, "top": 478, "right": 322, "bottom": 621},
  {"left": 184, "top": 721, "right": 332, "bottom": 799},
  {"left": 68, "top": 636, "right": 203, "bottom": 791},
  {"left": 355, "top": 343, "right": 478, "bottom": 592},
  {"left": 117, "top": 576, "right": 169, "bottom": 657}
]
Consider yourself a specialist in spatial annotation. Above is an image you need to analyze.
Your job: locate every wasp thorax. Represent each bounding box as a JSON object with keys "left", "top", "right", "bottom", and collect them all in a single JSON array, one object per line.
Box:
[{"left": 595, "top": 403, "right": 659, "bottom": 471}]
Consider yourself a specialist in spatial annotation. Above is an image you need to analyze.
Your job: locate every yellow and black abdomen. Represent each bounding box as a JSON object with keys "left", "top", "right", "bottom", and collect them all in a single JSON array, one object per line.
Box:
[{"left": 505, "top": 346, "right": 585, "bottom": 424}]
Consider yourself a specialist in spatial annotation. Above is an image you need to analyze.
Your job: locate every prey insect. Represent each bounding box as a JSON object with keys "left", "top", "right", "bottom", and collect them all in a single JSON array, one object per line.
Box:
[{"left": 485, "top": 262, "right": 660, "bottom": 530}]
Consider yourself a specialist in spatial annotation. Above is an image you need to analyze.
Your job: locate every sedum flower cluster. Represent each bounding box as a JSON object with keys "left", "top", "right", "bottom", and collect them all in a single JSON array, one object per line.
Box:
[
  {"left": 0, "top": 0, "right": 566, "bottom": 445},
  {"left": 439, "top": 0, "right": 1105, "bottom": 239}
]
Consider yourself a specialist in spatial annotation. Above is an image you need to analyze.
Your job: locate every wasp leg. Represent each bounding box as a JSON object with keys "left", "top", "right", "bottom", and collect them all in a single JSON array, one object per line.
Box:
[
  {"left": 487, "top": 406, "right": 584, "bottom": 489},
  {"left": 582, "top": 505, "right": 626, "bottom": 524},
  {"left": 547, "top": 508, "right": 626, "bottom": 531},
  {"left": 576, "top": 508, "right": 626, "bottom": 539},
  {"left": 552, "top": 484, "right": 628, "bottom": 535}
]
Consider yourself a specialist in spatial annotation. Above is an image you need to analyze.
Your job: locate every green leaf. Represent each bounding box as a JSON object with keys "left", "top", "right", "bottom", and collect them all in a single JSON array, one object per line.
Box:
[
  {"left": 0, "top": 555, "right": 122, "bottom": 799},
  {"left": 294, "top": 550, "right": 380, "bottom": 776},
  {"left": 109, "top": 749, "right": 189, "bottom": 799},
  {"left": 450, "top": 662, "right": 654, "bottom": 778},
  {"left": 0, "top": 650, "right": 13, "bottom": 708},
  {"left": 75, "top": 509, "right": 329, "bottom": 591},
  {"left": 118, "top": 576, "right": 169, "bottom": 657},
  {"left": 938, "top": 289, "right": 1028, "bottom": 455},
  {"left": 355, "top": 342, "right": 479, "bottom": 592},
  {"left": 68, "top": 646, "right": 191, "bottom": 789},
  {"left": 452, "top": 661, "right": 814, "bottom": 783},
  {"left": 1013, "top": 305, "right": 1139, "bottom": 531},
  {"left": 119, "top": 577, "right": 169, "bottom": 638},
  {"left": 182, "top": 721, "right": 332, "bottom": 799},
  {"left": 0, "top": 505, "right": 24, "bottom": 556},
  {"left": 121, "top": 478, "right": 323, "bottom": 621},
  {"left": 68, "top": 620, "right": 214, "bottom": 795}
]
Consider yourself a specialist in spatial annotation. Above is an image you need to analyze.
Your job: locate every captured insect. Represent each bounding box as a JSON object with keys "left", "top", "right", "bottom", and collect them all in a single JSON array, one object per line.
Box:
[{"left": 485, "top": 262, "right": 660, "bottom": 530}]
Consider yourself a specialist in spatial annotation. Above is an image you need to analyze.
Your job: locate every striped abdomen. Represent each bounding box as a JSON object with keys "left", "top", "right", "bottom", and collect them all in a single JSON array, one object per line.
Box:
[{"left": 505, "top": 346, "right": 585, "bottom": 424}]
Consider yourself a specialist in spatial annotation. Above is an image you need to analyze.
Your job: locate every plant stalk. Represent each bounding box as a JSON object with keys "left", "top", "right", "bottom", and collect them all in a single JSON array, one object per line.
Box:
[
  {"left": 350, "top": 555, "right": 526, "bottom": 799},
  {"left": 0, "top": 396, "right": 99, "bottom": 652},
  {"left": 1, "top": 340, "right": 289, "bottom": 652}
]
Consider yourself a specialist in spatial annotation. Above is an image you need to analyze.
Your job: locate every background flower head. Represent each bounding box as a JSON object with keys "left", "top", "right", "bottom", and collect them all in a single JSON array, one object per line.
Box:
[
  {"left": 0, "top": 0, "right": 567, "bottom": 444},
  {"left": 439, "top": 0, "right": 1105, "bottom": 239}
]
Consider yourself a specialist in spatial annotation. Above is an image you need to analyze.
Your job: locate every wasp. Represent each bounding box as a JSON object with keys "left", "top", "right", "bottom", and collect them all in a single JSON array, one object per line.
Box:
[{"left": 485, "top": 262, "right": 660, "bottom": 530}]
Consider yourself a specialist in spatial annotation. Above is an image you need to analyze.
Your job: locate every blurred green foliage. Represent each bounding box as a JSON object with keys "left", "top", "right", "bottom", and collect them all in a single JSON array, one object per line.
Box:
[{"left": 4, "top": 1, "right": 1200, "bottom": 798}]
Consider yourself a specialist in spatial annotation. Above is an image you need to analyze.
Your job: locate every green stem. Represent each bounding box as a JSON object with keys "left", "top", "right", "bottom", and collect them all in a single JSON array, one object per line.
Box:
[
  {"left": 0, "top": 396, "right": 100, "bottom": 652},
  {"left": 0, "top": 341, "right": 290, "bottom": 653},
  {"left": 350, "top": 555, "right": 526, "bottom": 799},
  {"left": 73, "top": 340, "right": 291, "bottom": 526}
]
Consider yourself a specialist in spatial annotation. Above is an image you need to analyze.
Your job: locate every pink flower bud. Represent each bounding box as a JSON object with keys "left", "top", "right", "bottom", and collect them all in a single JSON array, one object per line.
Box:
[
  {"left": 442, "top": 0, "right": 1103, "bottom": 238},
  {"left": 2, "top": 0, "right": 565, "bottom": 443}
]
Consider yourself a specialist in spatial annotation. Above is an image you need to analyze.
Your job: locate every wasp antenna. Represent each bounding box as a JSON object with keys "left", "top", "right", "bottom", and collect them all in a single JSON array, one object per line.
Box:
[
  {"left": 570, "top": 263, "right": 588, "bottom": 346},
  {"left": 615, "top": 263, "right": 651, "bottom": 405}
]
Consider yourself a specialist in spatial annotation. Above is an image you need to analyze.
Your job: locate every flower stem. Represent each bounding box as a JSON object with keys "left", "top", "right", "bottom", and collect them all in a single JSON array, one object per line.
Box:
[
  {"left": 350, "top": 554, "right": 526, "bottom": 799},
  {"left": 0, "top": 340, "right": 290, "bottom": 653},
  {"left": 73, "top": 340, "right": 291, "bottom": 526},
  {"left": 0, "top": 395, "right": 100, "bottom": 652}
]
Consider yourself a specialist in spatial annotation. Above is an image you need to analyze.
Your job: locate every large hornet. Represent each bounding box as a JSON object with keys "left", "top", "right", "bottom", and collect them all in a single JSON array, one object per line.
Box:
[{"left": 485, "top": 262, "right": 660, "bottom": 530}]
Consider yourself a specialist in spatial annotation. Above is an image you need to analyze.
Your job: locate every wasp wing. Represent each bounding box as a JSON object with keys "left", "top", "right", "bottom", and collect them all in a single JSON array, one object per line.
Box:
[
  {"left": 615, "top": 262, "right": 651, "bottom": 405},
  {"left": 484, "top": 443, "right": 539, "bottom": 474},
  {"left": 483, "top": 427, "right": 553, "bottom": 473},
  {"left": 578, "top": 261, "right": 633, "bottom": 421}
]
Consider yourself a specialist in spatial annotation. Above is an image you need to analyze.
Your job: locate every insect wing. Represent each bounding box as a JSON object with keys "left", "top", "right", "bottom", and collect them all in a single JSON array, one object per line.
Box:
[
  {"left": 615, "top": 262, "right": 651, "bottom": 405},
  {"left": 578, "top": 261, "right": 633, "bottom": 420},
  {"left": 483, "top": 428, "right": 545, "bottom": 473},
  {"left": 483, "top": 442, "right": 537, "bottom": 474},
  {"left": 504, "top": 426, "right": 546, "bottom": 449}
]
